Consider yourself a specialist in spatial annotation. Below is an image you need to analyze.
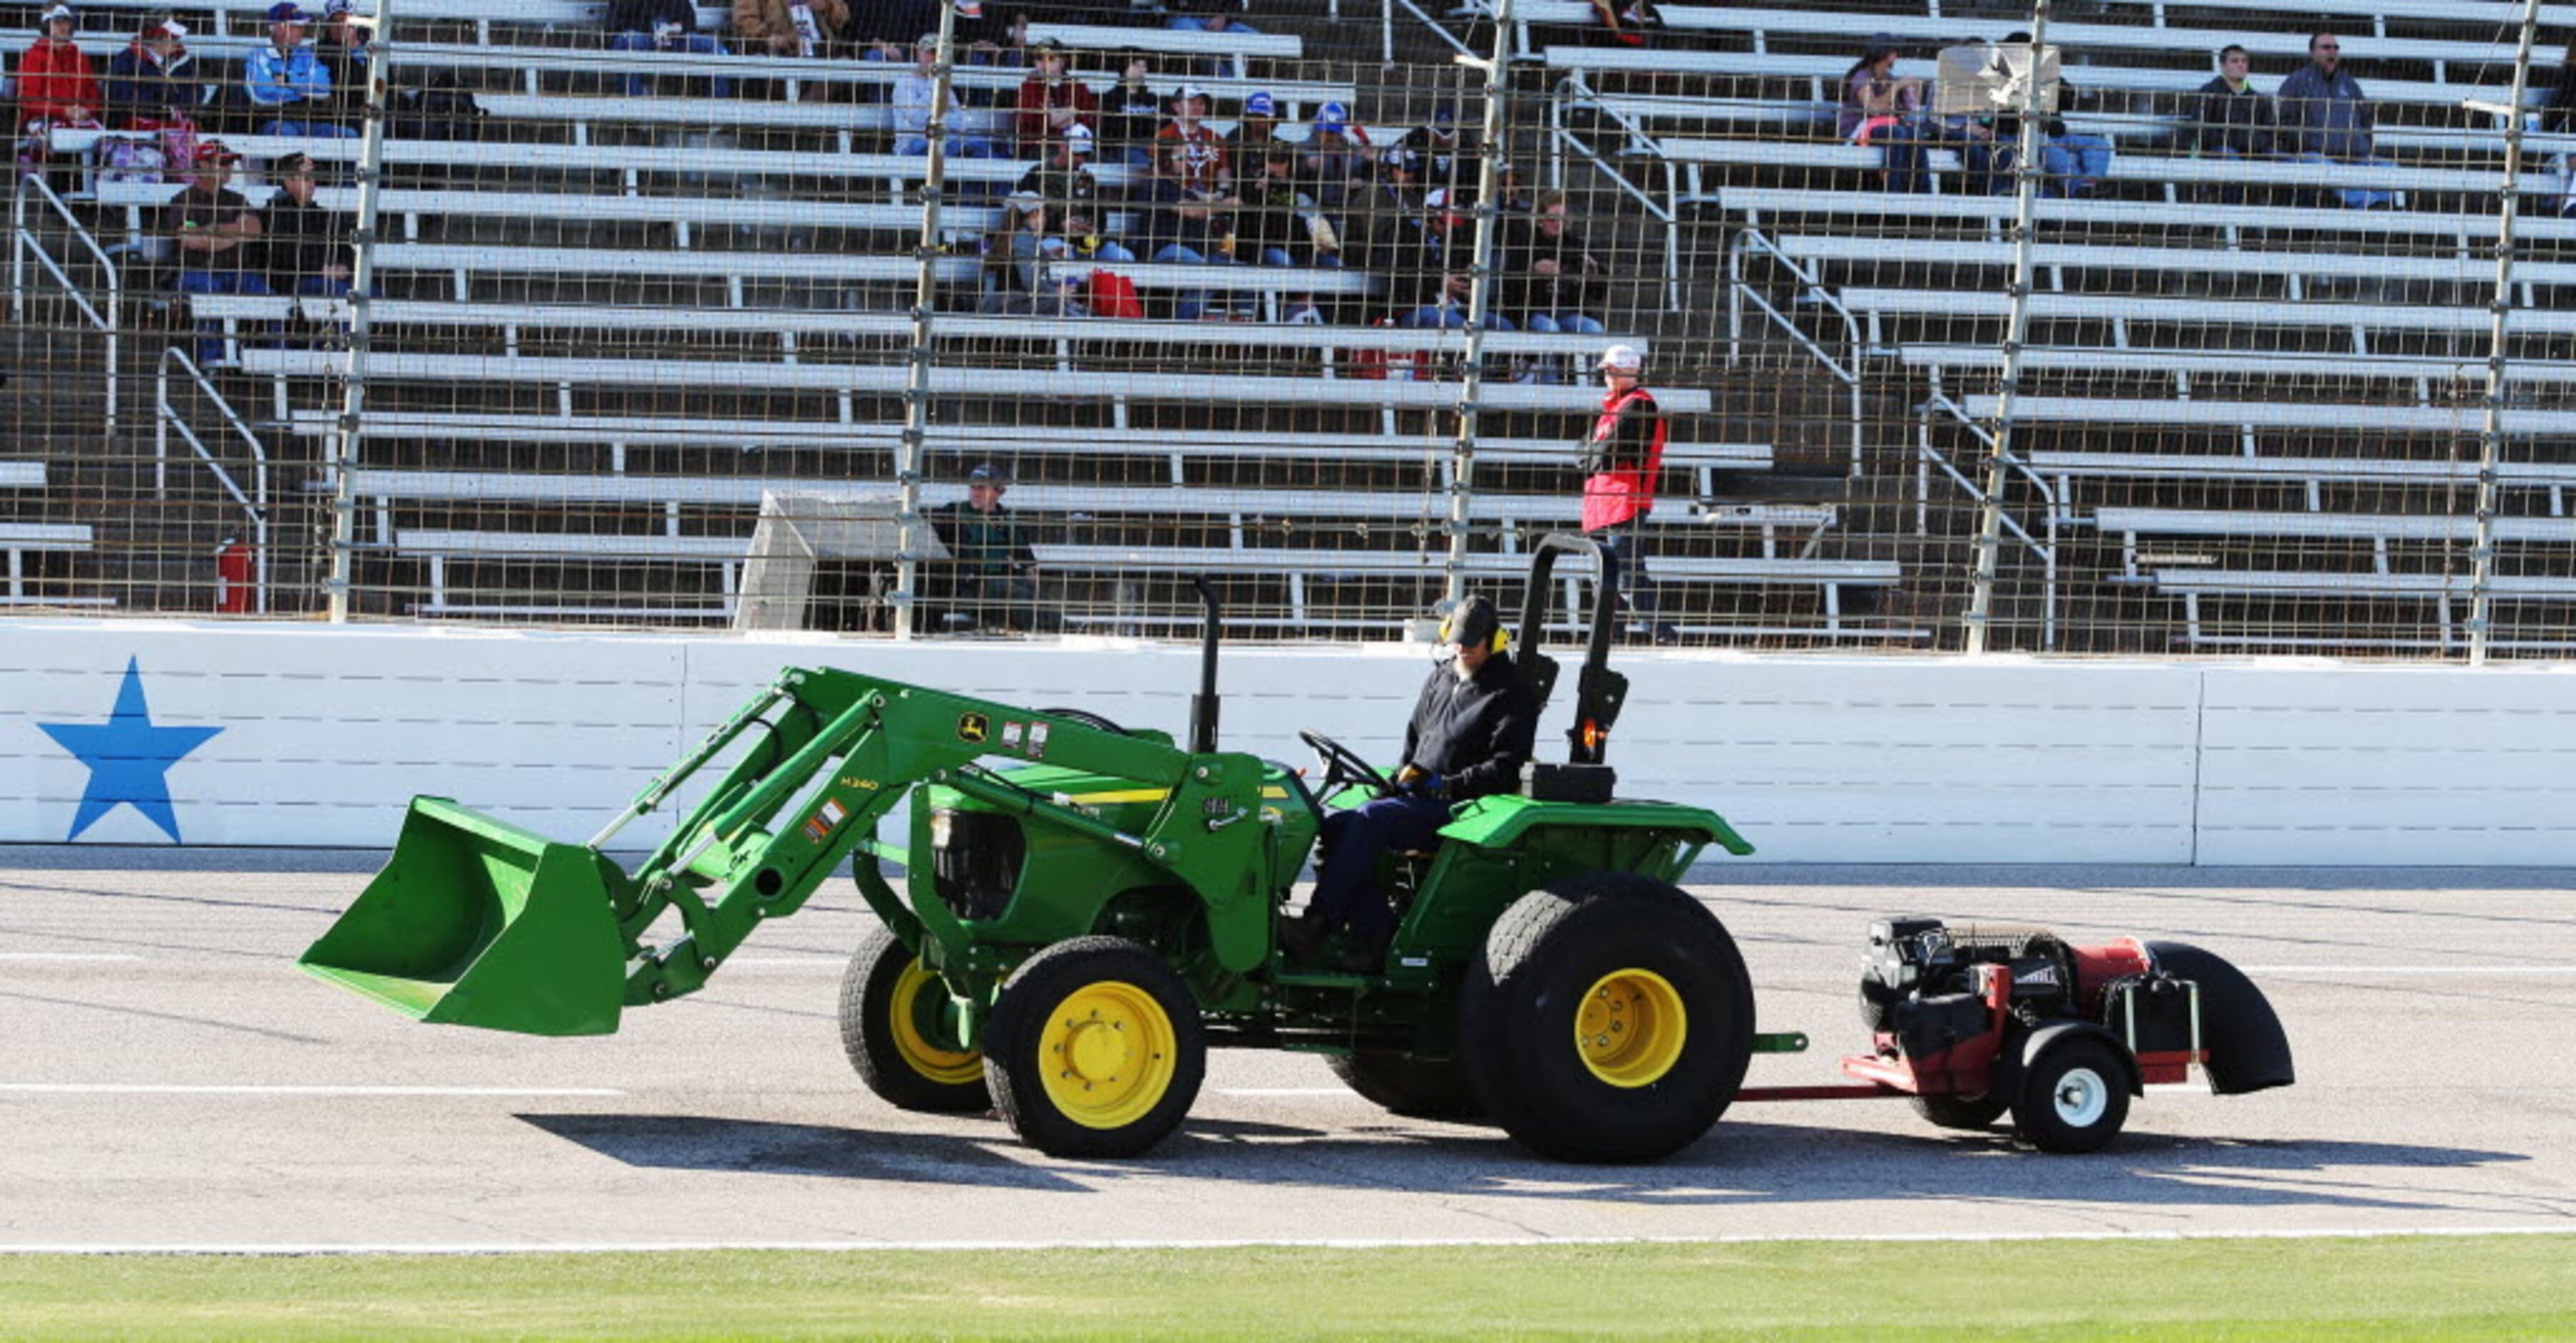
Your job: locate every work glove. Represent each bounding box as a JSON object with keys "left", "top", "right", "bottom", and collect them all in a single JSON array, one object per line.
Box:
[{"left": 1395, "top": 765, "right": 1446, "bottom": 800}]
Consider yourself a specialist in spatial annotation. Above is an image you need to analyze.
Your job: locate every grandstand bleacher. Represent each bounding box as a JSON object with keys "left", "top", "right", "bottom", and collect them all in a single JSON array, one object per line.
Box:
[{"left": 11, "top": 0, "right": 2576, "bottom": 652}]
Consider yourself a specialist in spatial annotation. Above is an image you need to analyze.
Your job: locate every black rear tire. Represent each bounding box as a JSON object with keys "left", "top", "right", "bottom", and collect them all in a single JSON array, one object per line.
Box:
[
  {"left": 1328, "top": 1050, "right": 1484, "bottom": 1121},
  {"left": 2012, "top": 1036, "right": 2132, "bottom": 1154},
  {"left": 842, "top": 923, "right": 991, "bottom": 1113},
  {"left": 1910, "top": 1091, "right": 2010, "bottom": 1131},
  {"left": 1461, "top": 871, "right": 1755, "bottom": 1164},
  {"left": 985, "top": 936, "right": 1207, "bottom": 1159}
]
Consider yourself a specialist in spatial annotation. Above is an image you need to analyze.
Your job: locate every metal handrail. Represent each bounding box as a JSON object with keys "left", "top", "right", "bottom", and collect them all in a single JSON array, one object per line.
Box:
[
  {"left": 11, "top": 173, "right": 122, "bottom": 443},
  {"left": 1548, "top": 75, "right": 1683, "bottom": 309},
  {"left": 156, "top": 347, "right": 273, "bottom": 614},
  {"left": 1725, "top": 227, "right": 1868, "bottom": 471},
  {"left": 1918, "top": 385, "right": 2057, "bottom": 649},
  {"left": 1384, "top": 0, "right": 1478, "bottom": 62}
]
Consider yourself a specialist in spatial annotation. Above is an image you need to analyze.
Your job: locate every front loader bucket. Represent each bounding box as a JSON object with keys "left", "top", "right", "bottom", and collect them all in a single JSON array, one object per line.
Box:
[{"left": 299, "top": 797, "right": 631, "bottom": 1036}]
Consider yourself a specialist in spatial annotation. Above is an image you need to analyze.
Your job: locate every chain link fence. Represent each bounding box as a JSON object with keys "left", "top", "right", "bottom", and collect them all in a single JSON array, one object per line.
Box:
[{"left": 6, "top": 0, "right": 2567, "bottom": 656}]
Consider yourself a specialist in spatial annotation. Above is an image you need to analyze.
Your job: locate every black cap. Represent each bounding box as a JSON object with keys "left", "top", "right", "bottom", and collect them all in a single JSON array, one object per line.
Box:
[{"left": 966, "top": 461, "right": 1011, "bottom": 484}]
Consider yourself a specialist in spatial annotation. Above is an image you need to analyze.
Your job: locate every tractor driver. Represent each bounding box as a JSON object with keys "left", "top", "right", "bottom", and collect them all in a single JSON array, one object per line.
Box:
[{"left": 1285, "top": 594, "right": 1537, "bottom": 972}]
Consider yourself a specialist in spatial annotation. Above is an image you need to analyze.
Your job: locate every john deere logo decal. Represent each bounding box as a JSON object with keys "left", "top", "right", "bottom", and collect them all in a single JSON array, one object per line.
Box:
[{"left": 957, "top": 712, "right": 990, "bottom": 744}]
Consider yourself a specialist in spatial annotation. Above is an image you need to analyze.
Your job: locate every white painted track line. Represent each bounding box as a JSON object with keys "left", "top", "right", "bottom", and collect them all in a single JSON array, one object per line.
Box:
[
  {"left": 7, "top": 1226, "right": 2575, "bottom": 1256},
  {"left": 2238, "top": 965, "right": 2576, "bottom": 975},
  {"left": 0, "top": 953, "right": 145, "bottom": 963},
  {"left": 0, "top": 1075, "right": 623, "bottom": 1086}
]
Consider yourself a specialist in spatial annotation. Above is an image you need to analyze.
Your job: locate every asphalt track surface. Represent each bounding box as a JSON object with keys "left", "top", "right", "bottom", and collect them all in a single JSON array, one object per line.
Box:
[{"left": 4, "top": 849, "right": 2572, "bottom": 1252}]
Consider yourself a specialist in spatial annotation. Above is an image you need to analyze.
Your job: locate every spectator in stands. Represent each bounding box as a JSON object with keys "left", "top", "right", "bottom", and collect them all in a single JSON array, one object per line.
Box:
[
  {"left": 1994, "top": 30, "right": 2109, "bottom": 198},
  {"left": 1136, "top": 164, "right": 1241, "bottom": 318},
  {"left": 102, "top": 17, "right": 197, "bottom": 127},
  {"left": 893, "top": 33, "right": 996, "bottom": 155},
  {"left": 1227, "top": 89, "right": 1288, "bottom": 192},
  {"left": 1237, "top": 143, "right": 1337, "bottom": 268},
  {"left": 1154, "top": 83, "right": 1229, "bottom": 191},
  {"left": 604, "top": 0, "right": 734, "bottom": 98},
  {"left": 2194, "top": 44, "right": 2276, "bottom": 159},
  {"left": 1019, "top": 122, "right": 1135, "bottom": 261},
  {"left": 15, "top": 5, "right": 100, "bottom": 132},
  {"left": 1012, "top": 37, "right": 1097, "bottom": 152},
  {"left": 735, "top": 0, "right": 848, "bottom": 59},
  {"left": 1577, "top": 343, "right": 1674, "bottom": 644},
  {"left": 1347, "top": 141, "right": 1421, "bottom": 294},
  {"left": 314, "top": 0, "right": 369, "bottom": 127},
  {"left": 1502, "top": 189, "right": 1607, "bottom": 336},
  {"left": 163, "top": 141, "right": 271, "bottom": 364},
  {"left": 1838, "top": 34, "right": 1929, "bottom": 194},
  {"left": 1490, "top": 157, "right": 1534, "bottom": 213},
  {"left": 1164, "top": 0, "right": 1257, "bottom": 33},
  {"left": 1399, "top": 103, "right": 1465, "bottom": 195},
  {"left": 1582, "top": 0, "right": 1661, "bottom": 49},
  {"left": 2278, "top": 31, "right": 2391, "bottom": 210},
  {"left": 1300, "top": 100, "right": 1375, "bottom": 206},
  {"left": 260, "top": 149, "right": 353, "bottom": 297},
  {"left": 929, "top": 462, "right": 1063, "bottom": 634},
  {"left": 1396, "top": 188, "right": 1512, "bottom": 331},
  {"left": 1092, "top": 54, "right": 1161, "bottom": 167},
  {"left": 981, "top": 191, "right": 1090, "bottom": 315},
  {"left": 245, "top": 4, "right": 355, "bottom": 137}
]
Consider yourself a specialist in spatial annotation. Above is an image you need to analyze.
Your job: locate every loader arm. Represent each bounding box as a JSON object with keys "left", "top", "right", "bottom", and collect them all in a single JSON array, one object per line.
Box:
[{"left": 300, "top": 665, "right": 1285, "bottom": 1035}]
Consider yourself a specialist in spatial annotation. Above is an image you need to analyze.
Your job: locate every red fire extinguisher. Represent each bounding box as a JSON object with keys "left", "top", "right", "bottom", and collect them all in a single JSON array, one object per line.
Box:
[{"left": 213, "top": 536, "right": 254, "bottom": 614}]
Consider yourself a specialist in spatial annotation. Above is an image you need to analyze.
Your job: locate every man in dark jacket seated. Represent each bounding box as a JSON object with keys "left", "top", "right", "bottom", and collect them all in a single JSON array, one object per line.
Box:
[{"left": 1286, "top": 594, "right": 1536, "bottom": 971}]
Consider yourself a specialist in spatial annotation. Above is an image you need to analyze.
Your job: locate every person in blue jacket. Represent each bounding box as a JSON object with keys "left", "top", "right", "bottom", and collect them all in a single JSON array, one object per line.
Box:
[{"left": 243, "top": 3, "right": 353, "bottom": 137}]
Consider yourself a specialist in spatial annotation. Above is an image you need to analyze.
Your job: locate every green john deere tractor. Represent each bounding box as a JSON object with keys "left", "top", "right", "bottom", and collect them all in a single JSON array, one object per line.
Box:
[{"left": 303, "top": 533, "right": 1797, "bottom": 1162}]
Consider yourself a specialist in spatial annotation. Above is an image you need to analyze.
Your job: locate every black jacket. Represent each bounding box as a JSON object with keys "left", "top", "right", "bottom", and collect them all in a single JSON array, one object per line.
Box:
[{"left": 1401, "top": 653, "right": 1537, "bottom": 802}]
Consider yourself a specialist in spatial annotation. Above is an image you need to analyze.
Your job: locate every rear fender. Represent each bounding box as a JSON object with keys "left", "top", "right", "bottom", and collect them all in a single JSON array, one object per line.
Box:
[
  {"left": 2145, "top": 940, "right": 2296, "bottom": 1095},
  {"left": 2004, "top": 1020, "right": 2142, "bottom": 1099}
]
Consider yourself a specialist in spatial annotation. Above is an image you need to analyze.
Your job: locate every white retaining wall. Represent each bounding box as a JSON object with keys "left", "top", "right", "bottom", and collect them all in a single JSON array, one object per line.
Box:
[{"left": 6, "top": 619, "right": 2575, "bottom": 865}]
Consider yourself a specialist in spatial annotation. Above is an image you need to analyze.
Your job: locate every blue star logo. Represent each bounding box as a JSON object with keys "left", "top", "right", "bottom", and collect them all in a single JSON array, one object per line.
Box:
[{"left": 38, "top": 657, "right": 224, "bottom": 843}]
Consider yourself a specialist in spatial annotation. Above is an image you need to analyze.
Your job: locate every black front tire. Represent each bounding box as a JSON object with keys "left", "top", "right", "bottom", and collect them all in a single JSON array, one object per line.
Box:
[
  {"left": 2012, "top": 1037, "right": 2133, "bottom": 1154},
  {"left": 1911, "top": 1091, "right": 2010, "bottom": 1131},
  {"left": 1328, "top": 1050, "right": 1484, "bottom": 1121},
  {"left": 1461, "top": 872, "right": 1755, "bottom": 1164},
  {"left": 841, "top": 923, "right": 991, "bottom": 1113},
  {"left": 984, "top": 936, "right": 1208, "bottom": 1159}
]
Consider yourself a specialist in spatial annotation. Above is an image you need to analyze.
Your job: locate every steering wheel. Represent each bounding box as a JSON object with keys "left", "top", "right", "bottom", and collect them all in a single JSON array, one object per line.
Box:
[
  {"left": 1040, "top": 707, "right": 1130, "bottom": 736},
  {"left": 1298, "top": 729, "right": 1394, "bottom": 800}
]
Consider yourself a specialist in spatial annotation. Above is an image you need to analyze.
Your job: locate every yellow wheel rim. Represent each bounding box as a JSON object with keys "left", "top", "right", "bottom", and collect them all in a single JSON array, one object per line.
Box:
[
  {"left": 1037, "top": 980, "right": 1177, "bottom": 1130},
  {"left": 889, "top": 960, "right": 982, "bottom": 1086},
  {"left": 1576, "top": 968, "right": 1688, "bottom": 1088}
]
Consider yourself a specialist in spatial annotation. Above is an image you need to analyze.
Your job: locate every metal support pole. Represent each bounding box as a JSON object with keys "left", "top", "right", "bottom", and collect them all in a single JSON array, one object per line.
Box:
[
  {"left": 1962, "top": 6, "right": 2052, "bottom": 656},
  {"left": 893, "top": 1, "right": 962, "bottom": 642},
  {"left": 325, "top": 0, "right": 395, "bottom": 624},
  {"left": 2469, "top": 0, "right": 2544, "bottom": 665},
  {"left": 1441, "top": 0, "right": 1515, "bottom": 620}
]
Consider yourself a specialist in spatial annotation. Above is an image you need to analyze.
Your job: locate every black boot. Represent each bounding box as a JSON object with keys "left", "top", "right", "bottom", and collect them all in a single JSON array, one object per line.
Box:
[{"left": 1278, "top": 908, "right": 1333, "bottom": 959}]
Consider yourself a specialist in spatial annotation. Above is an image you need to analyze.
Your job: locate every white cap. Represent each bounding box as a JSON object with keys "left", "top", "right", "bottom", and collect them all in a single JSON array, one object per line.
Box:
[
  {"left": 41, "top": 4, "right": 74, "bottom": 21},
  {"left": 1596, "top": 343, "right": 1643, "bottom": 372},
  {"left": 1175, "top": 84, "right": 1210, "bottom": 104}
]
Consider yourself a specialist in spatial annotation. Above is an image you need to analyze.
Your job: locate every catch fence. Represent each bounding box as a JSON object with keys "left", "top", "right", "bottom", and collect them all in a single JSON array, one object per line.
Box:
[{"left": 6, "top": 0, "right": 2570, "bottom": 657}]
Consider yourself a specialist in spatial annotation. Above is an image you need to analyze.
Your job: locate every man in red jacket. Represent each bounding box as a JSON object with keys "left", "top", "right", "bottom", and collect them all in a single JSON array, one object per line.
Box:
[
  {"left": 1012, "top": 37, "right": 1096, "bottom": 154},
  {"left": 17, "top": 4, "right": 102, "bottom": 131},
  {"left": 1578, "top": 343, "right": 1678, "bottom": 644}
]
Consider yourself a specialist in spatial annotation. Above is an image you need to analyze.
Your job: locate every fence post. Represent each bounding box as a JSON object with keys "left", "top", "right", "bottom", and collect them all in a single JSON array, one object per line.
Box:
[
  {"left": 1962, "top": 0, "right": 2052, "bottom": 656},
  {"left": 325, "top": 0, "right": 396, "bottom": 624},
  {"left": 1443, "top": 0, "right": 1515, "bottom": 621},
  {"left": 2469, "top": 0, "right": 2545, "bottom": 666},
  {"left": 893, "top": 2, "right": 963, "bottom": 641}
]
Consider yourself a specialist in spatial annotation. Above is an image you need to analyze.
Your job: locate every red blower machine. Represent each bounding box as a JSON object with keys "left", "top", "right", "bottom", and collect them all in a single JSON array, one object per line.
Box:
[{"left": 1742, "top": 918, "right": 2296, "bottom": 1153}]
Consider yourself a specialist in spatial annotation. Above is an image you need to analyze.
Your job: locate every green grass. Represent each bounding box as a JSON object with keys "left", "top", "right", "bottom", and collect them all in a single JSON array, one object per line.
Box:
[{"left": 4, "top": 1236, "right": 2572, "bottom": 1339}]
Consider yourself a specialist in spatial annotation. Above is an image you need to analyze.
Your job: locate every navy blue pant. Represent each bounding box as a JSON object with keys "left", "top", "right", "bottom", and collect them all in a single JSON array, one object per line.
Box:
[{"left": 1311, "top": 794, "right": 1452, "bottom": 937}]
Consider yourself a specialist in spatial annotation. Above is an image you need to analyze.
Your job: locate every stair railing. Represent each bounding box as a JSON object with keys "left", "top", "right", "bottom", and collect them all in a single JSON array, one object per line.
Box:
[
  {"left": 156, "top": 347, "right": 273, "bottom": 613},
  {"left": 10, "top": 173, "right": 122, "bottom": 444}
]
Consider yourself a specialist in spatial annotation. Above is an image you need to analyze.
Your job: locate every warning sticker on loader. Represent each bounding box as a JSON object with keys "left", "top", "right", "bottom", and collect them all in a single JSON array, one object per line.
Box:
[
  {"left": 801, "top": 797, "right": 850, "bottom": 845},
  {"left": 957, "top": 712, "right": 990, "bottom": 744}
]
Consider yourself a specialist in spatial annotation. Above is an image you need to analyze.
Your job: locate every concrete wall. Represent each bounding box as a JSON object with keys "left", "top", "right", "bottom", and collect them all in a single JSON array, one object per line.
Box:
[{"left": 7, "top": 619, "right": 2575, "bottom": 864}]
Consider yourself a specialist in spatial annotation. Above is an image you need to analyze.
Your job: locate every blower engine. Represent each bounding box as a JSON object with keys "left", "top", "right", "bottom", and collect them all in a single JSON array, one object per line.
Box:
[{"left": 1838, "top": 917, "right": 2294, "bottom": 1153}]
